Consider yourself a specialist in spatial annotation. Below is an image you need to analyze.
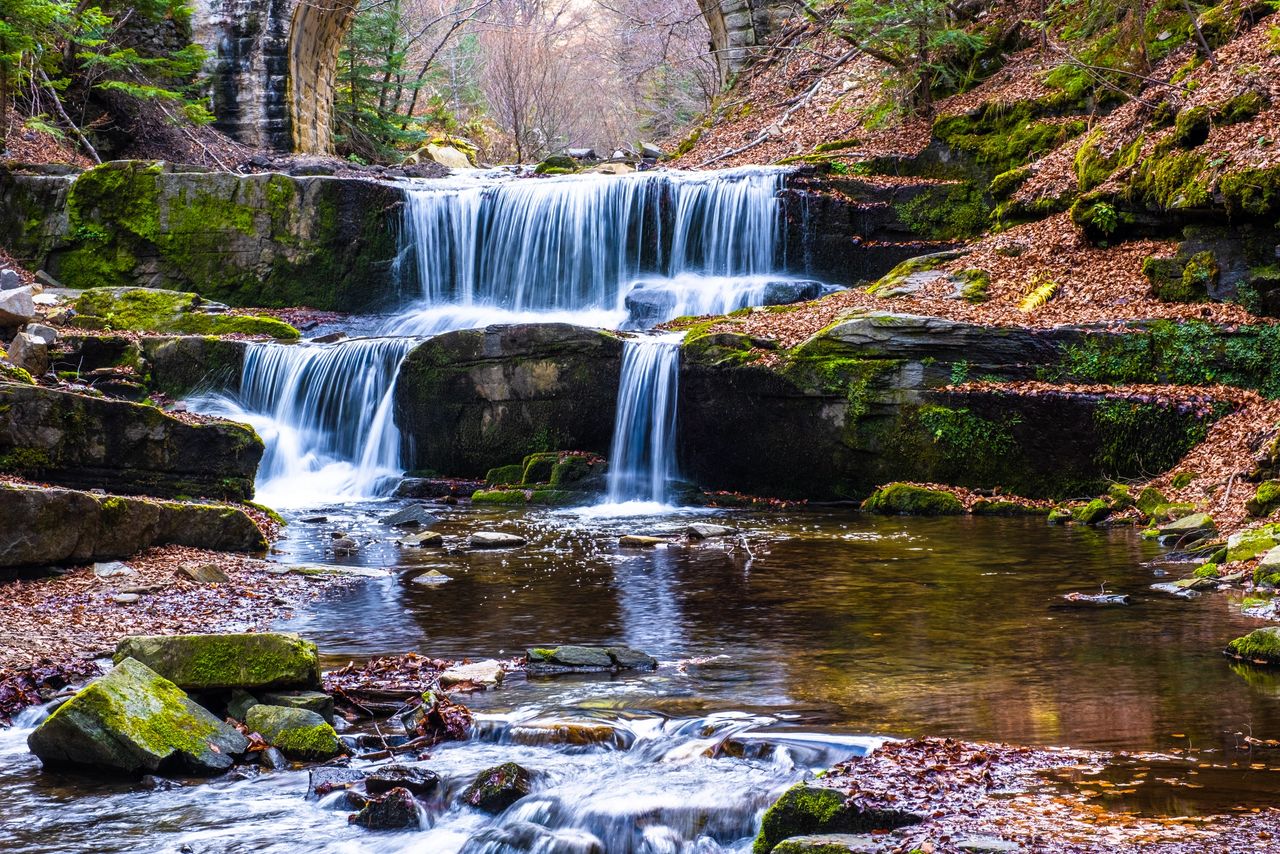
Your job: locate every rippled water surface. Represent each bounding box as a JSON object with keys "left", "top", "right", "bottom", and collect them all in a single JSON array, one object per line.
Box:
[{"left": 4, "top": 504, "right": 1279, "bottom": 853}]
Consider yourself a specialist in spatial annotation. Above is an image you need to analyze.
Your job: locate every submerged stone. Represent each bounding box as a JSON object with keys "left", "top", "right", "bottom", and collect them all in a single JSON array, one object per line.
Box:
[
  {"left": 381, "top": 504, "right": 440, "bottom": 529},
  {"left": 469, "top": 531, "right": 527, "bottom": 549},
  {"left": 27, "top": 657, "right": 249, "bottom": 775},
  {"left": 525, "top": 645, "right": 657, "bottom": 674},
  {"left": 619, "top": 535, "right": 669, "bottom": 547},
  {"left": 308, "top": 766, "right": 366, "bottom": 800},
  {"left": 352, "top": 786, "right": 420, "bottom": 829},
  {"left": 686, "top": 523, "right": 737, "bottom": 539},
  {"left": 245, "top": 704, "right": 343, "bottom": 761},
  {"left": 113, "top": 632, "right": 320, "bottom": 692},
  {"left": 462, "top": 762, "right": 532, "bottom": 813}
]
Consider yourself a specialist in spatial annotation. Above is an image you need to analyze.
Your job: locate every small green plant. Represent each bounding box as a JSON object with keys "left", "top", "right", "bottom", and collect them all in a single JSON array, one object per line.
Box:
[
  {"left": 950, "top": 360, "right": 971, "bottom": 385},
  {"left": 1019, "top": 276, "right": 1059, "bottom": 313},
  {"left": 1088, "top": 201, "right": 1119, "bottom": 235}
]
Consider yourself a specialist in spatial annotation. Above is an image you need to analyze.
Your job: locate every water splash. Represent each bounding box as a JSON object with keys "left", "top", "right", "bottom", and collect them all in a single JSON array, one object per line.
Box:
[{"left": 605, "top": 334, "right": 683, "bottom": 506}]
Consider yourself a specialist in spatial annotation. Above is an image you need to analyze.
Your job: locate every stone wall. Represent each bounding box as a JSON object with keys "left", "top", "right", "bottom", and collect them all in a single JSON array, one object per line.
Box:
[
  {"left": 192, "top": 0, "right": 357, "bottom": 153},
  {"left": 697, "top": 0, "right": 793, "bottom": 86}
]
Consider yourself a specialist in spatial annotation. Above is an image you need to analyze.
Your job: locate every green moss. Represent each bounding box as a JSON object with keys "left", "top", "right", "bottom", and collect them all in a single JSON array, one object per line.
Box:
[
  {"left": 934, "top": 102, "right": 1088, "bottom": 175},
  {"left": 1193, "top": 563, "right": 1221, "bottom": 579},
  {"left": 1130, "top": 149, "right": 1211, "bottom": 210},
  {"left": 1228, "top": 525, "right": 1280, "bottom": 562},
  {"left": 862, "top": 483, "right": 964, "bottom": 515},
  {"left": 1072, "top": 498, "right": 1112, "bottom": 525},
  {"left": 1173, "top": 105, "right": 1212, "bottom": 148},
  {"left": 74, "top": 288, "right": 298, "bottom": 339},
  {"left": 1093, "top": 399, "right": 1211, "bottom": 477},
  {"left": 1247, "top": 480, "right": 1280, "bottom": 517},
  {"left": 1108, "top": 483, "right": 1135, "bottom": 509},
  {"left": 1216, "top": 90, "right": 1266, "bottom": 125},
  {"left": 988, "top": 166, "right": 1030, "bottom": 199},
  {"left": 271, "top": 721, "right": 342, "bottom": 760},
  {"left": 0, "top": 446, "right": 52, "bottom": 471},
  {"left": 534, "top": 155, "right": 579, "bottom": 174},
  {"left": 0, "top": 361, "right": 36, "bottom": 385},
  {"left": 472, "top": 488, "right": 530, "bottom": 505},
  {"left": 1143, "top": 254, "right": 1194, "bottom": 301},
  {"left": 893, "top": 182, "right": 991, "bottom": 240},
  {"left": 1136, "top": 486, "right": 1168, "bottom": 517},
  {"left": 521, "top": 451, "right": 559, "bottom": 485},
  {"left": 1170, "top": 471, "right": 1197, "bottom": 489},
  {"left": 1221, "top": 166, "right": 1280, "bottom": 219},
  {"left": 814, "top": 139, "right": 861, "bottom": 153},
  {"left": 954, "top": 268, "right": 990, "bottom": 303},
  {"left": 244, "top": 500, "right": 286, "bottom": 527},
  {"left": 485, "top": 464, "right": 525, "bottom": 486},
  {"left": 1227, "top": 627, "right": 1280, "bottom": 664},
  {"left": 752, "top": 785, "right": 851, "bottom": 854}
]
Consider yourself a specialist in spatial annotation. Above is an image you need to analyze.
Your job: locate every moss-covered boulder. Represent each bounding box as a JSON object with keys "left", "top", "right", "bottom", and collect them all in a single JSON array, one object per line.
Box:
[
  {"left": 4, "top": 163, "right": 404, "bottom": 312},
  {"left": 1136, "top": 486, "right": 1168, "bottom": 518},
  {"left": 1227, "top": 627, "right": 1280, "bottom": 665},
  {"left": 752, "top": 783, "right": 922, "bottom": 854},
  {"left": 1247, "top": 480, "right": 1280, "bottom": 518},
  {"left": 0, "top": 483, "right": 267, "bottom": 568},
  {"left": 1072, "top": 499, "right": 1112, "bottom": 525},
  {"left": 114, "top": 633, "right": 320, "bottom": 692},
  {"left": 244, "top": 704, "right": 343, "bottom": 761},
  {"left": 1227, "top": 525, "right": 1280, "bottom": 563},
  {"left": 394, "top": 324, "right": 623, "bottom": 477},
  {"left": 861, "top": 483, "right": 963, "bottom": 515},
  {"left": 27, "top": 657, "right": 249, "bottom": 775},
  {"left": 1156, "top": 512, "right": 1216, "bottom": 543},
  {"left": 75, "top": 288, "right": 298, "bottom": 339},
  {"left": 0, "top": 383, "right": 262, "bottom": 501},
  {"left": 1254, "top": 546, "right": 1280, "bottom": 587},
  {"left": 258, "top": 690, "right": 334, "bottom": 724},
  {"left": 462, "top": 762, "right": 532, "bottom": 813}
]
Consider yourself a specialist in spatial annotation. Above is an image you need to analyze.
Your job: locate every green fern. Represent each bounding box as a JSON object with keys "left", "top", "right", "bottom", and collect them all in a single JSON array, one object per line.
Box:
[{"left": 1019, "top": 278, "right": 1059, "bottom": 313}]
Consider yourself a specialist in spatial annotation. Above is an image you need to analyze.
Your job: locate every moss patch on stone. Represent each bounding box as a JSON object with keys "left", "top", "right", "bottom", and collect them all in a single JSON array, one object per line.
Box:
[
  {"left": 1227, "top": 627, "right": 1280, "bottom": 664},
  {"left": 862, "top": 483, "right": 963, "bottom": 515},
  {"left": 75, "top": 288, "right": 298, "bottom": 339}
]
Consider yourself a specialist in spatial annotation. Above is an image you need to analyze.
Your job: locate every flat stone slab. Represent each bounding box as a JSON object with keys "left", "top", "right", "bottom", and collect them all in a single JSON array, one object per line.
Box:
[
  {"left": 526, "top": 645, "right": 657, "bottom": 674},
  {"left": 773, "top": 834, "right": 885, "bottom": 853},
  {"left": 114, "top": 632, "right": 320, "bottom": 691},
  {"left": 470, "top": 531, "right": 527, "bottom": 549},
  {"left": 440, "top": 660, "right": 504, "bottom": 688}
]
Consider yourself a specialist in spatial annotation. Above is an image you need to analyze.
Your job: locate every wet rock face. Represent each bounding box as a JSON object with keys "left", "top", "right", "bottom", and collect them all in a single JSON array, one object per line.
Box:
[
  {"left": 352, "top": 786, "right": 419, "bottom": 829},
  {"left": 0, "top": 383, "right": 261, "bottom": 501},
  {"left": 27, "top": 657, "right": 250, "bottom": 775},
  {"left": 395, "top": 324, "right": 624, "bottom": 478},
  {"left": 462, "top": 762, "right": 533, "bottom": 814},
  {"left": 244, "top": 704, "right": 343, "bottom": 761},
  {"left": 1, "top": 164, "right": 402, "bottom": 312},
  {"left": 0, "top": 483, "right": 267, "bottom": 568}
]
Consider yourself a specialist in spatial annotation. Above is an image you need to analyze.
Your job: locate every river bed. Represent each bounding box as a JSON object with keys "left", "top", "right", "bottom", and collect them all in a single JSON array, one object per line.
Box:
[{"left": 5, "top": 504, "right": 1278, "bottom": 853}]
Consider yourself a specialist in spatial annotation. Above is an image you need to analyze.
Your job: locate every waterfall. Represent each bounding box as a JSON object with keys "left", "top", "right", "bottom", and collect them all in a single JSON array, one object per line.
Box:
[
  {"left": 605, "top": 335, "right": 683, "bottom": 506},
  {"left": 397, "top": 166, "right": 787, "bottom": 322},
  {"left": 192, "top": 167, "right": 797, "bottom": 505},
  {"left": 193, "top": 338, "right": 417, "bottom": 507}
]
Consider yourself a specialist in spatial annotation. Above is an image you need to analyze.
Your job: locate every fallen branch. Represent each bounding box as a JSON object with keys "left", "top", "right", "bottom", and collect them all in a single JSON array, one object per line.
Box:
[{"left": 36, "top": 68, "right": 100, "bottom": 164}]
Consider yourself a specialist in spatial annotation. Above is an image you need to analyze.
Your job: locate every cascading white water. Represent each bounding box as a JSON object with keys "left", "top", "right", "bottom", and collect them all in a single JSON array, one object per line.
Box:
[
  {"left": 396, "top": 167, "right": 787, "bottom": 323},
  {"left": 193, "top": 338, "right": 417, "bottom": 507},
  {"left": 605, "top": 334, "right": 683, "bottom": 507},
  {"left": 193, "top": 167, "right": 797, "bottom": 505}
]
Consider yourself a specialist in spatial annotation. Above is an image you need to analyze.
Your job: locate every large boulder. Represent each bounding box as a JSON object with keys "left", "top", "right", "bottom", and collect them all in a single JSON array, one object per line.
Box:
[
  {"left": 1, "top": 163, "right": 404, "bottom": 312},
  {"left": 394, "top": 324, "right": 623, "bottom": 477},
  {"left": 244, "top": 704, "right": 343, "bottom": 761},
  {"left": 0, "top": 383, "right": 262, "bottom": 500},
  {"left": 0, "top": 482, "right": 267, "bottom": 568},
  {"left": 7, "top": 331, "right": 49, "bottom": 376},
  {"left": 753, "top": 784, "right": 922, "bottom": 854},
  {"left": 114, "top": 633, "right": 320, "bottom": 692},
  {"left": 0, "top": 285, "right": 35, "bottom": 325},
  {"left": 140, "top": 335, "right": 248, "bottom": 397},
  {"left": 27, "top": 657, "right": 249, "bottom": 775}
]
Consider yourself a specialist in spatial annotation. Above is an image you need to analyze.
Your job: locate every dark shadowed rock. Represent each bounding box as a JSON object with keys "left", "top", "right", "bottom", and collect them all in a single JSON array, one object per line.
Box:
[
  {"left": 462, "top": 762, "right": 532, "bottom": 813},
  {"left": 381, "top": 504, "right": 440, "bottom": 529},
  {"left": 366, "top": 764, "right": 441, "bottom": 796},
  {"left": 0, "top": 483, "right": 267, "bottom": 568},
  {"left": 352, "top": 787, "right": 419, "bottom": 829},
  {"left": 0, "top": 383, "right": 261, "bottom": 500}
]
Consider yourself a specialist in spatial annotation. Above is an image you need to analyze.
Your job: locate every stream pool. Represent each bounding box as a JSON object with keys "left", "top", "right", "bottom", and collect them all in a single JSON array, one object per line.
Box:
[{"left": 4, "top": 504, "right": 1278, "bottom": 853}]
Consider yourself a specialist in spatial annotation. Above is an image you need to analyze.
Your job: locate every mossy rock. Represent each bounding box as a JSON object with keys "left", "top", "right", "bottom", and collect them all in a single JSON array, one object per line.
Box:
[
  {"left": 75, "top": 287, "right": 298, "bottom": 339},
  {"left": 1072, "top": 499, "right": 1111, "bottom": 525},
  {"left": 521, "top": 452, "right": 560, "bottom": 485},
  {"left": 27, "top": 657, "right": 249, "bottom": 775},
  {"left": 1047, "top": 506, "right": 1073, "bottom": 524},
  {"left": 1227, "top": 626, "right": 1280, "bottom": 664},
  {"left": 472, "top": 488, "right": 531, "bottom": 505},
  {"left": 1254, "top": 546, "right": 1280, "bottom": 587},
  {"left": 113, "top": 632, "right": 320, "bottom": 692},
  {"left": 1172, "top": 106, "right": 1212, "bottom": 148},
  {"left": 1151, "top": 502, "right": 1197, "bottom": 522},
  {"left": 1107, "top": 483, "right": 1135, "bottom": 510},
  {"left": 485, "top": 464, "right": 524, "bottom": 487},
  {"left": 1226, "top": 525, "right": 1280, "bottom": 563},
  {"left": 1246, "top": 480, "right": 1280, "bottom": 517},
  {"left": 1215, "top": 90, "right": 1266, "bottom": 125},
  {"left": 752, "top": 783, "right": 921, "bottom": 854},
  {"left": 1157, "top": 512, "right": 1216, "bottom": 542},
  {"left": 534, "top": 155, "right": 580, "bottom": 175},
  {"left": 462, "top": 762, "right": 532, "bottom": 813},
  {"left": 971, "top": 499, "right": 1047, "bottom": 516},
  {"left": 861, "top": 483, "right": 963, "bottom": 515},
  {"left": 244, "top": 704, "right": 342, "bottom": 761}
]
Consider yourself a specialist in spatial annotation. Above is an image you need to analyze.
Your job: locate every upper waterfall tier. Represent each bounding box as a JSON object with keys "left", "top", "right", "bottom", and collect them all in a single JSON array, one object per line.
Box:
[{"left": 398, "top": 167, "right": 788, "bottom": 313}]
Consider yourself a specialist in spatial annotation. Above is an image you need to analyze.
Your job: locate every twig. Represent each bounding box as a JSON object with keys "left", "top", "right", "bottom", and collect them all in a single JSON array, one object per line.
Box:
[{"left": 35, "top": 68, "right": 100, "bottom": 164}]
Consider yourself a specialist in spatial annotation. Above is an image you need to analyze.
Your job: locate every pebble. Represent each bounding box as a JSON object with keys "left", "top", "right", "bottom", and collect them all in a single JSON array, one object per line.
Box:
[{"left": 112, "top": 593, "right": 142, "bottom": 604}]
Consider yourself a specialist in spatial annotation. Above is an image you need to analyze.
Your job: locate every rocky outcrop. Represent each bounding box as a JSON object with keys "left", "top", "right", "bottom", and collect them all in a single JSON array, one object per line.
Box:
[
  {"left": 394, "top": 324, "right": 623, "bottom": 478},
  {"left": 27, "top": 657, "right": 250, "bottom": 775},
  {"left": 0, "top": 163, "right": 403, "bottom": 311},
  {"left": 0, "top": 383, "right": 260, "bottom": 500},
  {"left": 114, "top": 633, "right": 320, "bottom": 691},
  {"left": 0, "top": 483, "right": 267, "bottom": 567},
  {"left": 678, "top": 312, "right": 1232, "bottom": 499},
  {"left": 698, "top": 0, "right": 794, "bottom": 86}
]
